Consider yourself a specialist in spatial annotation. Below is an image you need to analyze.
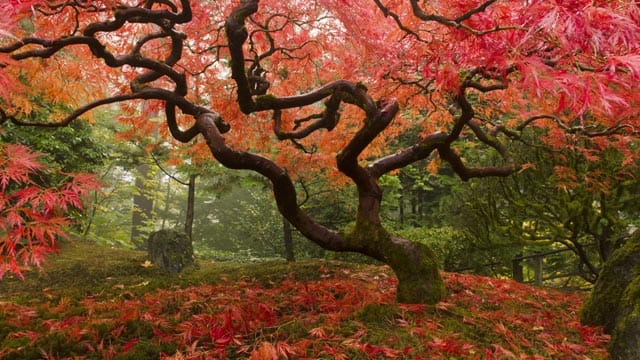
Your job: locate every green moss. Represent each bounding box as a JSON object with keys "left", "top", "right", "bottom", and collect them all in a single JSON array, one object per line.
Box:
[
  {"left": 609, "top": 276, "right": 640, "bottom": 359},
  {"left": 437, "top": 311, "right": 494, "bottom": 347},
  {"left": 277, "top": 318, "right": 314, "bottom": 338},
  {"left": 580, "top": 231, "right": 640, "bottom": 357},
  {"left": 91, "top": 322, "right": 113, "bottom": 340},
  {"left": 0, "top": 335, "right": 29, "bottom": 353},
  {"left": 344, "top": 217, "right": 446, "bottom": 304},
  {"left": 122, "top": 319, "right": 156, "bottom": 339},
  {"left": 0, "top": 240, "right": 169, "bottom": 303},
  {"left": 1, "top": 239, "right": 372, "bottom": 308},
  {"left": 114, "top": 340, "right": 177, "bottom": 360},
  {"left": 2, "top": 331, "right": 90, "bottom": 359},
  {"left": 581, "top": 232, "right": 640, "bottom": 332},
  {"left": 403, "top": 244, "right": 445, "bottom": 303},
  {"left": 387, "top": 238, "right": 445, "bottom": 304},
  {"left": 355, "top": 303, "right": 400, "bottom": 328},
  {"left": 254, "top": 94, "right": 277, "bottom": 109}
]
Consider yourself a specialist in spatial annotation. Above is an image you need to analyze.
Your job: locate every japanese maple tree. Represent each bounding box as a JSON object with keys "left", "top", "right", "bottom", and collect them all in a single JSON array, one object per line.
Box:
[
  {"left": 0, "top": 143, "right": 100, "bottom": 278},
  {"left": 1, "top": 0, "right": 639, "bottom": 303}
]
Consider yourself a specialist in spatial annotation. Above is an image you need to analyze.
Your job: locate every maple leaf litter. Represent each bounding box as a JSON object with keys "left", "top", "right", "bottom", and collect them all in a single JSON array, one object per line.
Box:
[{"left": 0, "top": 264, "right": 608, "bottom": 359}]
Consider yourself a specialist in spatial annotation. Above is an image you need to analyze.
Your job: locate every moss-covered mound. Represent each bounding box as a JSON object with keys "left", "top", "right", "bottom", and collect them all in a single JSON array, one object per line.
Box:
[{"left": 147, "top": 229, "right": 194, "bottom": 274}]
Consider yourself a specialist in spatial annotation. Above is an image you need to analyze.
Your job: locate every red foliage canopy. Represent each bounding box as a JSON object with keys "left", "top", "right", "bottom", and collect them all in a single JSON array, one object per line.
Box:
[{"left": 0, "top": 1, "right": 637, "bottom": 172}]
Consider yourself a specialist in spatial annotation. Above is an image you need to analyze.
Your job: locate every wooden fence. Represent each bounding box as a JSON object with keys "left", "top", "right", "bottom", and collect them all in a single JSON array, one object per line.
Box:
[{"left": 512, "top": 248, "right": 574, "bottom": 286}]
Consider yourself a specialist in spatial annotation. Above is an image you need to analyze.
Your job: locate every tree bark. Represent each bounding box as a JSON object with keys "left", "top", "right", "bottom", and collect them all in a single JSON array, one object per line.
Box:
[
  {"left": 386, "top": 238, "right": 444, "bottom": 304},
  {"left": 344, "top": 216, "right": 445, "bottom": 303},
  {"left": 161, "top": 179, "right": 171, "bottom": 229}
]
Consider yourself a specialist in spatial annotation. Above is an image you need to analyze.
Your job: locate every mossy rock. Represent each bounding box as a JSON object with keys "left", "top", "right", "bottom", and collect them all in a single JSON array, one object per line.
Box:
[
  {"left": 580, "top": 230, "right": 640, "bottom": 358},
  {"left": 147, "top": 229, "right": 194, "bottom": 274}
]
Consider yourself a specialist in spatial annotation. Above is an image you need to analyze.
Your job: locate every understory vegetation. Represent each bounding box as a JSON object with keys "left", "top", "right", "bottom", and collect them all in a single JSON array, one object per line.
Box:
[{"left": 0, "top": 241, "right": 609, "bottom": 359}]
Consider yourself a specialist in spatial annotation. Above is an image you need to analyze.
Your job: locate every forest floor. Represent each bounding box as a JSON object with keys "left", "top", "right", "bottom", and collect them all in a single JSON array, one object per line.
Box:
[{"left": 0, "top": 240, "right": 609, "bottom": 359}]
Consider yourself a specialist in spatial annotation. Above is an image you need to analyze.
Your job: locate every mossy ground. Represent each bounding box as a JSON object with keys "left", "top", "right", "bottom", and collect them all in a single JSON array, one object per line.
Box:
[
  {"left": 0, "top": 239, "right": 610, "bottom": 359},
  {"left": 0, "top": 239, "right": 344, "bottom": 304}
]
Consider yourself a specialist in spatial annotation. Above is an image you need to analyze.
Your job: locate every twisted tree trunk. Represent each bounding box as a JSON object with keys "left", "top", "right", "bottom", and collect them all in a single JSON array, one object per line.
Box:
[
  {"left": 196, "top": 112, "right": 446, "bottom": 304},
  {"left": 345, "top": 216, "right": 445, "bottom": 303}
]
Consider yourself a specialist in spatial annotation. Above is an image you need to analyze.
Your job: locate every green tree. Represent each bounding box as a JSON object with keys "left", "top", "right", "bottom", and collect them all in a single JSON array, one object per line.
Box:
[
  {"left": 446, "top": 138, "right": 640, "bottom": 283},
  {"left": 1, "top": 118, "right": 108, "bottom": 176}
]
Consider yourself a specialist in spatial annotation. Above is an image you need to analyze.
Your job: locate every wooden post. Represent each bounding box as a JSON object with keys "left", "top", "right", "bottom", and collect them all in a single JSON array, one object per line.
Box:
[
  {"left": 512, "top": 255, "right": 524, "bottom": 283},
  {"left": 534, "top": 254, "right": 543, "bottom": 286}
]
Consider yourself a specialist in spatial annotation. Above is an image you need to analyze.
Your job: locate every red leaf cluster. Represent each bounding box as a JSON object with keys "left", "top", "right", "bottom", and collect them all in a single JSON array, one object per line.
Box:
[{"left": 0, "top": 144, "right": 101, "bottom": 278}]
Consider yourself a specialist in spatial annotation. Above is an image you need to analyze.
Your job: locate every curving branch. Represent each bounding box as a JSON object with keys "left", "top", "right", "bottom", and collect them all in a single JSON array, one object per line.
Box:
[
  {"left": 515, "top": 114, "right": 637, "bottom": 137},
  {"left": 225, "top": 0, "right": 259, "bottom": 113},
  {"left": 248, "top": 13, "right": 320, "bottom": 64},
  {"left": 369, "top": 131, "right": 448, "bottom": 178},
  {"left": 272, "top": 92, "right": 341, "bottom": 140},
  {"left": 165, "top": 102, "right": 204, "bottom": 143},
  {"left": 1, "top": 93, "right": 158, "bottom": 128},
  {"left": 467, "top": 119, "right": 513, "bottom": 163},
  {"left": 404, "top": 0, "right": 518, "bottom": 35},
  {"left": 438, "top": 145, "right": 514, "bottom": 181},
  {"left": 373, "top": 0, "right": 425, "bottom": 42},
  {"left": 430, "top": 71, "right": 521, "bottom": 181},
  {"left": 150, "top": 151, "right": 190, "bottom": 186},
  {"left": 196, "top": 112, "right": 347, "bottom": 250}
]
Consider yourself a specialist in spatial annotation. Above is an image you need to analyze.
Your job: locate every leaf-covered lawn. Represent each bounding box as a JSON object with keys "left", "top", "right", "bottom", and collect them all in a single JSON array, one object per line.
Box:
[{"left": 0, "top": 243, "right": 608, "bottom": 359}]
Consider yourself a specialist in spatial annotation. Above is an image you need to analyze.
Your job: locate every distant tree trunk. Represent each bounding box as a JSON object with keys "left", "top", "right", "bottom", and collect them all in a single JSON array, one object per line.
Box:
[
  {"left": 398, "top": 194, "right": 405, "bottom": 225},
  {"left": 82, "top": 190, "right": 100, "bottom": 238},
  {"left": 512, "top": 255, "right": 524, "bottom": 283},
  {"left": 282, "top": 215, "right": 295, "bottom": 262},
  {"left": 161, "top": 179, "right": 171, "bottom": 230},
  {"left": 185, "top": 174, "right": 197, "bottom": 241},
  {"left": 132, "top": 162, "right": 154, "bottom": 249}
]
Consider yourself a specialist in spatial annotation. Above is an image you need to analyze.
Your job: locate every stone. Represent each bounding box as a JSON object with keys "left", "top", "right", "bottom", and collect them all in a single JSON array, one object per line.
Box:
[{"left": 147, "top": 229, "right": 194, "bottom": 274}]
